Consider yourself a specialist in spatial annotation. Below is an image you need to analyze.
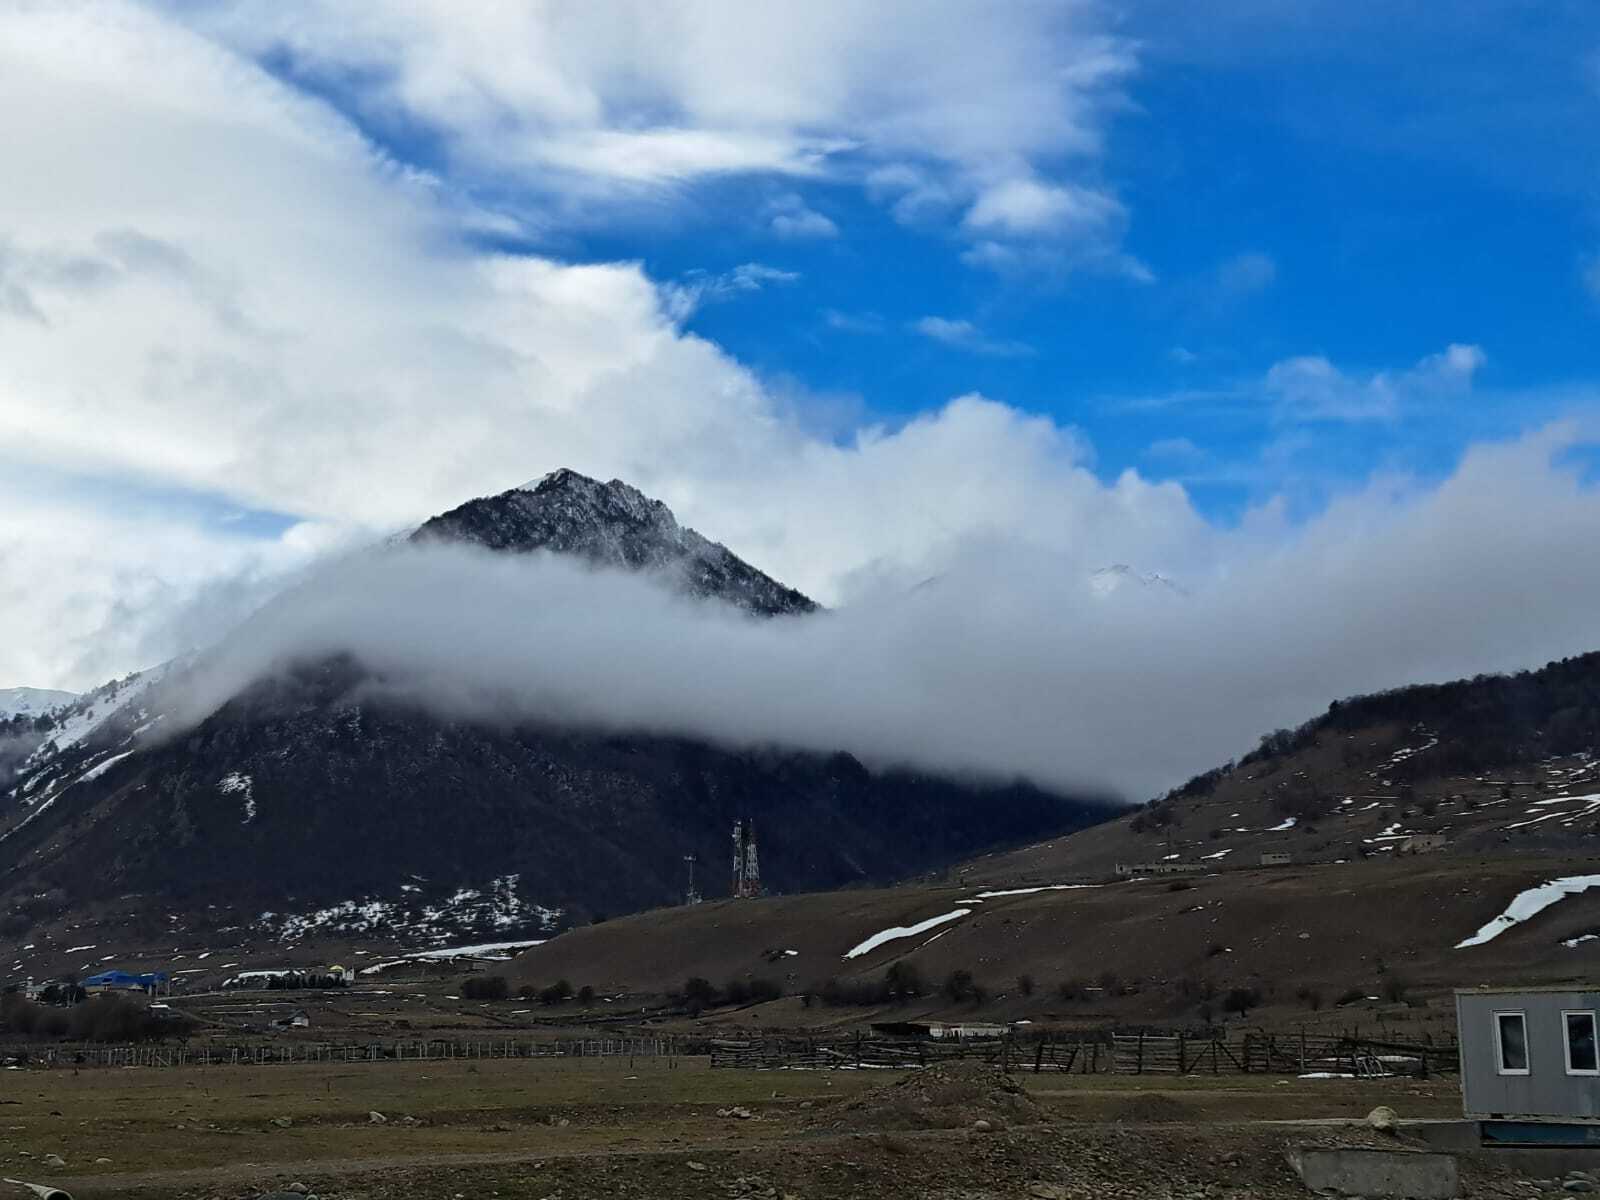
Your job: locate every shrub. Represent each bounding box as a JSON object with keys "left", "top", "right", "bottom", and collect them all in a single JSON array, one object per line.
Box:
[
  {"left": 681, "top": 976, "right": 718, "bottom": 1014},
  {"left": 1165, "top": 880, "right": 1193, "bottom": 892},
  {"left": 942, "top": 969, "right": 979, "bottom": 1004},
  {"left": 1381, "top": 974, "right": 1410, "bottom": 1004},
  {"left": 1221, "top": 986, "right": 1261, "bottom": 1017},
  {"left": 1058, "top": 978, "right": 1086, "bottom": 1002},
  {"left": 2, "top": 993, "right": 192, "bottom": 1042},
  {"left": 1016, "top": 973, "right": 1036, "bottom": 997},
  {"left": 1335, "top": 987, "right": 1366, "bottom": 1007},
  {"left": 577, "top": 985, "right": 596, "bottom": 1006},
  {"left": 885, "top": 961, "right": 925, "bottom": 1004},
  {"left": 534, "top": 979, "right": 575, "bottom": 1006},
  {"left": 1294, "top": 985, "right": 1323, "bottom": 1011},
  {"left": 461, "top": 975, "right": 510, "bottom": 1001}
]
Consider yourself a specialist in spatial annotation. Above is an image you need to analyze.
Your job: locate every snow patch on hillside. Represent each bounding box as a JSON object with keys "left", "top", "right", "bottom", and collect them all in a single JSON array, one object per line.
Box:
[
  {"left": 79, "top": 751, "right": 133, "bottom": 783},
  {"left": 844, "top": 909, "right": 971, "bottom": 959},
  {"left": 218, "top": 772, "right": 255, "bottom": 823},
  {"left": 259, "top": 874, "right": 564, "bottom": 944},
  {"left": 1455, "top": 875, "right": 1600, "bottom": 948}
]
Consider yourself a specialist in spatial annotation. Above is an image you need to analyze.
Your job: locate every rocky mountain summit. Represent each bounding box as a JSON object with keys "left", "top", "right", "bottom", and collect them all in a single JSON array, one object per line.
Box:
[{"left": 415, "top": 469, "right": 816, "bottom": 616}]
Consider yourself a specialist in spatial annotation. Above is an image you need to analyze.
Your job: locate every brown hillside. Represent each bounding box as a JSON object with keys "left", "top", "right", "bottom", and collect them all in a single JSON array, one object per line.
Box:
[
  {"left": 511, "top": 854, "right": 1600, "bottom": 1024},
  {"left": 963, "top": 731, "right": 1598, "bottom": 882}
]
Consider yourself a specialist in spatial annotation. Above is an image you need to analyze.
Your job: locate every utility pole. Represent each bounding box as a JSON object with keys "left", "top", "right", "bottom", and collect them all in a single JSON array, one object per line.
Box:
[{"left": 683, "top": 853, "right": 701, "bottom": 905}]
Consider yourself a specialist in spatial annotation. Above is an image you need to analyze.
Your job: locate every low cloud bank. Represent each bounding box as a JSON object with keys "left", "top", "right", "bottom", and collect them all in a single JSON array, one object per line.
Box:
[{"left": 175, "top": 427, "right": 1600, "bottom": 801}]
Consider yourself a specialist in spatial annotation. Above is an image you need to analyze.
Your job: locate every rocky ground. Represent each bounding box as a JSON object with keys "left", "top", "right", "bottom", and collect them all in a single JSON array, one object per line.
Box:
[{"left": 0, "top": 1056, "right": 1585, "bottom": 1200}]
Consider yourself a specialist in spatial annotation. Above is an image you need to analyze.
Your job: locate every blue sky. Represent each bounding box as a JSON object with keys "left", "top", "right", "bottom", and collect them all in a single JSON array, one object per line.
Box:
[
  {"left": 3, "top": 2, "right": 1600, "bottom": 691},
  {"left": 588, "top": 6, "right": 1600, "bottom": 523}
]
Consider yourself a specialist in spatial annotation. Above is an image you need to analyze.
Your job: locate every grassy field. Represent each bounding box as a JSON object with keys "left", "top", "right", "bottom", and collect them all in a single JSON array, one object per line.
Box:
[{"left": 0, "top": 1054, "right": 1475, "bottom": 1199}]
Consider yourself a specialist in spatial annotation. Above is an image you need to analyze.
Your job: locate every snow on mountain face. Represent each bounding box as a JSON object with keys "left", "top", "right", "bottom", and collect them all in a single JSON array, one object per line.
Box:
[
  {"left": 413, "top": 468, "right": 818, "bottom": 617},
  {"left": 1089, "top": 564, "right": 1187, "bottom": 599},
  {"left": 21, "top": 662, "right": 172, "bottom": 769},
  {"left": 0, "top": 688, "right": 77, "bottom": 721}
]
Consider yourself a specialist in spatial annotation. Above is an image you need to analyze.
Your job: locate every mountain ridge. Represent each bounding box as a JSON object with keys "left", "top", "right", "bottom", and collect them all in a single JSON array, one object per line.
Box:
[{"left": 0, "top": 471, "right": 1115, "bottom": 968}]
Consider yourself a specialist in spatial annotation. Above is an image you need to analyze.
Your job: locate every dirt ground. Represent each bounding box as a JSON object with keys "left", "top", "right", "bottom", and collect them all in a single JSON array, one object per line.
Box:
[{"left": 0, "top": 1055, "right": 1542, "bottom": 1200}]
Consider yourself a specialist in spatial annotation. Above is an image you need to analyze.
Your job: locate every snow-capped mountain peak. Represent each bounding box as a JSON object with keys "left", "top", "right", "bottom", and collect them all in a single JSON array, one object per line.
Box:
[{"left": 0, "top": 687, "right": 78, "bottom": 722}]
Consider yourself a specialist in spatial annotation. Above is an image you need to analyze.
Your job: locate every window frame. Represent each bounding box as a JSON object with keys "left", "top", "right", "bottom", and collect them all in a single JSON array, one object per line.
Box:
[
  {"left": 1494, "top": 1010, "right": 1531, "bottom": 1076},
  {"left": 1563, "top": 1009, "right": 1600, "bottom": 1077}
]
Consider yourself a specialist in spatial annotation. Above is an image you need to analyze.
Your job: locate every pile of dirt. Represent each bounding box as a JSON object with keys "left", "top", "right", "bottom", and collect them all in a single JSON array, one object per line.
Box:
[
  {"left": 1108, "top": 1092, "right": 1200, "bottom": 1123},
  {"left": 820, "top": 1060, "right": 1044, "bottom": 1131}
]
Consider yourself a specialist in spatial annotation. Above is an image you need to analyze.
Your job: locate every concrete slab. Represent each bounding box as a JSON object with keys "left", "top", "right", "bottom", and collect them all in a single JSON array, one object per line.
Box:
[{"left": 1285, "top": 1146, "right": 1459, "bottom": 1198}]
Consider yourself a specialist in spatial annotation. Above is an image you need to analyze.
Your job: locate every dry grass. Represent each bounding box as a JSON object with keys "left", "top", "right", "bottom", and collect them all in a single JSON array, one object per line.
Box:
[{"left": 0, "top": 1056, "right": 1463, "bottom": 1177}]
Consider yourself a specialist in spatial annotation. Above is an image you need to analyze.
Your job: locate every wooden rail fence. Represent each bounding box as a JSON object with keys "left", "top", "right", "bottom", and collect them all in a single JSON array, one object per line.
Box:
[
  {"left": 1, "top": 1036, "right": 683, "bottom": 1070},
  {"left": 710, "top": 1031, "right": 1458, "bottom": 1077}
]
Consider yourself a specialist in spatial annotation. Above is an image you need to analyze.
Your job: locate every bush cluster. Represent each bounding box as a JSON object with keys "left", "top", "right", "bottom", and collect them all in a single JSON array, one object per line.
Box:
[
  {"left": 0, "top": 992, "right": 194, "bottom": 1042},
  {"left": 674, "top": 975, "right": 783, "bottom": 1014}
]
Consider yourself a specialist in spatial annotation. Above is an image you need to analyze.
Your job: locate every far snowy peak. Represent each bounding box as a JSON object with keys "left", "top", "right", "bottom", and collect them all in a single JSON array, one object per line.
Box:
[
  {"left": 1090, "top": 564, "right": 1187, "bottom": 599},
  {"left": 412, "top": 469, "right": 818, "bottom": 617},
  {"left": 0, "top": 687, "right": 78, "bottom": 722}
]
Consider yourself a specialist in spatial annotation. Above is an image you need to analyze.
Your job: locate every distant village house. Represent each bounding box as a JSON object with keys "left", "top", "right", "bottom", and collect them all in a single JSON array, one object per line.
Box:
[
  {"left": 1114, "top": 862, "right": 1205, "bottom": 877},
  {"left": 1399, "top": 834, "right": 1447, "bottom": 855}
]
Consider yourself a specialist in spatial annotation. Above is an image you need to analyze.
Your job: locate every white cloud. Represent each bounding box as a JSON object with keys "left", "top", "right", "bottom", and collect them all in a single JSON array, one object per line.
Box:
[
  {"left": 661, "top": 262, "right": 800, "bottom": 318},
  {"left": 0, "top": 479, "right": 338, "bottom": 690},
  {"left": 768, "top": 194, "right": 839, "bottom": 239},
  {"left": 175, "top": 423, "right": 1600, "bottom": 801},
  {"left": 1144, "top": 436, "right": 1205, "bottom": 463},
  {"left": 1264, "top": 343, "right": 1486, "bottom": 422},
  {"left": 964, "top": 177, "right": 1122, "bottom": 239},
  {"left": 181, "top": 1, "right": 1136, "bottom": 262},
  {"left": 823, "top": 309, "right": 885, "bottom": 335},
  {"left": 1215, "top": 251, "right": 1277, "bottom": 297},
  {"left": 1582, "top": 252, "right": 1600, "bottom": 300},
  {"left": 911, "top": 317, "right": 1034, "bottom": 358}
]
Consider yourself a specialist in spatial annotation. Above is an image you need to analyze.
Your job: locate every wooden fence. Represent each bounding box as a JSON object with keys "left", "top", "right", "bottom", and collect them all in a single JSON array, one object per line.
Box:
[
  {"left": 1, "top": 1035, "right": 683, "bottom": 1071},
  {"left": 1109, "top": 1031, "right": 1457, "bottom": 1076},
  {"left": 710, "top": 1030, "right": 1458, "bottom": 1077}
]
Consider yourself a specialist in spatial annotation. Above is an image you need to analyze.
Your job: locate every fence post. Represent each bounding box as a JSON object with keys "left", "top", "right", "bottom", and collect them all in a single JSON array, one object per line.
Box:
[
  {"left": 1177, "top": 1033, "right": 1186, "bottom": 1074},
  {"left": 1034, "top": 1036, "right": 1047, "bottom": 1075},
  {"left": 1136, "top": 1031, "right": 1144, "bottom": 1075}
]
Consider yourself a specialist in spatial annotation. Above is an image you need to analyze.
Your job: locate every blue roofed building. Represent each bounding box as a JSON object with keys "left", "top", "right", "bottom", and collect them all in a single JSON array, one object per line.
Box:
[{"left": 81, "top": 969, "right": 168, "bottom": 995}]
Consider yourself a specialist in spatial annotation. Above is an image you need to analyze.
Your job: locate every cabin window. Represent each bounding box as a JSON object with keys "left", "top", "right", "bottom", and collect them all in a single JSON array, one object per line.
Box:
[
  {"left": 1565, "top": 1011, "right": 1599, "bottom": 1075},
  {"left": 1495, "top": 1011, "right": 1529, "bottom": 1075}
]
